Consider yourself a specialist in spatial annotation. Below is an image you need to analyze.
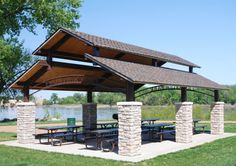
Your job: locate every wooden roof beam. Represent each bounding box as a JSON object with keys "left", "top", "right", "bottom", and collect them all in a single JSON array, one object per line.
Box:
[
  {"left": 24, "top": 66, "right": 49, "bottom": 86},
  {"left": 40, "top": 49, "right": 89, "bottom": 62},
  {"left": 51, "top": 34, "right": 71, "bottom": 51},
  {"left": 152, "top": 59, "right": 166, "bottom": 67},
  {"left": 114, "top": 52, "right": 125, "bottom": 59}
]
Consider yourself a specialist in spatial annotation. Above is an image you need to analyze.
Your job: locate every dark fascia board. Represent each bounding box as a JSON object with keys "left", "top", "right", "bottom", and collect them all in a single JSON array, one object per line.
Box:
[
  {"left": 9, "top": 60, "right": 43, "bottom": 89},
  {"left": 85, "top": 53, "right": 134, "bottom": 83}
]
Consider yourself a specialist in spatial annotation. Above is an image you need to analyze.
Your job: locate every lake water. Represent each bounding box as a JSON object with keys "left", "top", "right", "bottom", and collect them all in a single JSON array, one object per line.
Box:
[{"left": 0, "top": 105, "right": 118, "bottom": 121}]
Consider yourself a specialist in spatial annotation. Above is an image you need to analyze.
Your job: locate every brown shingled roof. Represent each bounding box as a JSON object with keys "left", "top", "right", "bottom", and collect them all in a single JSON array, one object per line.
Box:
[
  {"left": 85, "top": 54, "right": 225, "bottom": 90},
  {"left": 33, "top": 27, "right": 200, "bottom": 68},
  {"left": 62, "top": 28, "right": 200, "bottom": 68}
]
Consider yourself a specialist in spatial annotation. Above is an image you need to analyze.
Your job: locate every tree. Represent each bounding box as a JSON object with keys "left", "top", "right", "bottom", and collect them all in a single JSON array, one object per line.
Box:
[
  {"left": 50, "top": 93, "right": 59, "bottom": 104},
  {"left": 0, "top": 0, "right": 82, "bottom": 98},
  {"left": 0, "top": 0, "right": 82, "bottom": 37},
  {"left": 0, "top": 39, "right": 31, "bottom": 98}
]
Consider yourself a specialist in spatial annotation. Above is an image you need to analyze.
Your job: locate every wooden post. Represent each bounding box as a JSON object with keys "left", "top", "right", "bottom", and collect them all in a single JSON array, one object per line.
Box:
[
  {"left": 152, "top": 59, "right": 158, "bottom": 67},
  {"left": 87, "top": 90, "right": 93, "bottom": 103},
  {"left": 126, "top": 82, "right": 135, "bottom": 101},
  {"left": 23, "top": 86, "right": 29, "bottom": 102},
  {"left": 189, "top": 67, "right": 193, "bottom": 73},
  {"left": 93, "top": 47, "right": 100, "bottom": 57},
  {"left": 47, "top": 50, "right": 53, "bottom": 66},
  {"left": 214, "top": 90, "right": 219, "bottom": 102},
  {"left": 181, "top": 87, "right": 187, "bottom": 102}
]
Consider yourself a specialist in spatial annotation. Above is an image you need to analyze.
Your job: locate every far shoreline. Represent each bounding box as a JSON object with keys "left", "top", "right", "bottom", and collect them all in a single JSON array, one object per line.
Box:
[{"left": 41, "top": 104, "right": 118, "bottom": 109}]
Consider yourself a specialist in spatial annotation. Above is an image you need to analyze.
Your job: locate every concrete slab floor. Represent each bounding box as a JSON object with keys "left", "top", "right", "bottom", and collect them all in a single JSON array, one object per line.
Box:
[{"left": 0, "top": 133, "right": 235, "bottom": 163}]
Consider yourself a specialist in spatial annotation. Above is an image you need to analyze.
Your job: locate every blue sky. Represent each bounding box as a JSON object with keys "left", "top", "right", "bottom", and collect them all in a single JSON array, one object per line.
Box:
[{"left": 19, "top": 0, "right": 236, "bottom": 99}]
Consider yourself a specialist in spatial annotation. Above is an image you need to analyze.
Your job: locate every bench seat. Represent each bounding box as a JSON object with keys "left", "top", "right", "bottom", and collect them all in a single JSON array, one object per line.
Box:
[{"left": 151, "top": 130, "right": 175, "bottom": 141}]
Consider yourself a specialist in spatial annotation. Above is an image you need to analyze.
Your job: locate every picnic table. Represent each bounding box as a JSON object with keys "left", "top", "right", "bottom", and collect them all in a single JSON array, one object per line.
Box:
[
  {"left": 193, "top": 120, "right": 200, "bottom": 128},
  {"left": 142, "top": 123, "right": 175, "bottom": 141},
  {"left": 96, "top": 122, "right": 118, "bottom": 129},
  {"left": 38, "top": 125, "right": 83, "bottom": 145},
  {"left": 141, "top": 118, "right": 159, "bottom": 125},
  {"left": 192, "top": 120, "right": 206, "bottom": 133},
  {"left": 143, "top": 123, "right": 173, "bottom": 130},
  {"left": 85, "top": 128, "right": 118, "bottom": 150}
]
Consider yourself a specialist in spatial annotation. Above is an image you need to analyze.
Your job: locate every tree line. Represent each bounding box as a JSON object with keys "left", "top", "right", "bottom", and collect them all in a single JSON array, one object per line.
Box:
[{"left": 43, "top": 85, "right": 236, "bottom": 105}]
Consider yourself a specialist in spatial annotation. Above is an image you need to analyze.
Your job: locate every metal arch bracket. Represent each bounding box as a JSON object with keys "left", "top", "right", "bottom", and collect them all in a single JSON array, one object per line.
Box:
[
  {"left": 30, "top": 75, "right": 84, "bottom": 96},
  {"left": 135, "top": 85, "right": 215, "bottom": 99}
]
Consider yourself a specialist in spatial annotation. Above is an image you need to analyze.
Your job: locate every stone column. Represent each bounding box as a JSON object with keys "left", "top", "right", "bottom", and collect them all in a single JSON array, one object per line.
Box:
[
  {"left": 211, "top": 102, "right": 224, "bottom": 135},
  {"left": 82, "top": 103, "right": 97, "bottom": 131},
  {"left": 16, "top": 102, "right": 36, "bottom": 144},
  {"left": 175, "top": 102, "right": 193, "bottom": 143},
  {"left": 117, "top": 102, "right": 142, "bottom": 156}
]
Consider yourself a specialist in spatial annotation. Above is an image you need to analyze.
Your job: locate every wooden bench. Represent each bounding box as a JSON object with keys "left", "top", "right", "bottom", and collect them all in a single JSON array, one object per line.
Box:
[
  {"left": 193, "top": 125, "right": 207, "bottom": 134},
  {"left": 151, "top": 130, "right": 175, "bottom": 142}
]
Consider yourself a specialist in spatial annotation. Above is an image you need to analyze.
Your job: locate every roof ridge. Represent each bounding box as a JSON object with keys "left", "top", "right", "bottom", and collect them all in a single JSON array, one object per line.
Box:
[{"left": 61, "top": 28, "right": 200, "bottom": 68}]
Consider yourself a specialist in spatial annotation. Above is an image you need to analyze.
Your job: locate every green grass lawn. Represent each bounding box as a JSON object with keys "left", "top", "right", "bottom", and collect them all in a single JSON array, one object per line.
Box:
[
  {"left": 0, "top": 123, "right": 236, "bottom": 166},
  {"left": 0, "top": 132, "right": 16, "bottom": 142},
  {"left": 0, "top": 136, "right": 235, "bottom": 166}
]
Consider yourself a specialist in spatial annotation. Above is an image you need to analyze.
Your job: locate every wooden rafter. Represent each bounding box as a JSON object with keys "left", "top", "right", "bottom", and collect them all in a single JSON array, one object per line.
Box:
[
  {"left": 114, "top": 52, "right": 125, "bottom": 59},
  {"left": 51, "top": 34, "right": 71, "bottom": 51},
  {"left": 24, "top": 66, "right": 48, "bottom": 86}
]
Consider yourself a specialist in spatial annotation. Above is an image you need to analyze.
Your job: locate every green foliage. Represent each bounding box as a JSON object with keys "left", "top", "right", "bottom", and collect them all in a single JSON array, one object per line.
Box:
[
  {"left": 220, "top": 85, "right": 236, "bottom": 104},
  {"left": 137, "top": 86, "right": 236, "bottom": 105},
  {"left": 0, "top": 0, "right": 82, "bottom": 37},
  {"left": 0, "top": 38, "right": 32, "bottom": 97},
  {"left": 141, "top": 105, "right": 236, "bottom": 121},
  {"left": 42, "top": 85, "right": 236, "bottom": 106},
  {"left": 192, "top": 105, "right": 210, "bottom": 120},
  {"left": 0, "top": 0, "right": 82, "bottom": 98},
  {"left": 142, "top": 105, "right": 176, "bottom": 120},
  {"left": 50, "top": 93, "right": 59, "bottom": 104},
  {"left": 59, "top": 96, "right": 78, "bottom": 105},
  {"left": 95, "top": 92, "right": 125, "bottom": 106},
  {"left": 0, "top": 132, "right": 16, "bottom": 142},
  {"left": 42, "top": 99, "right": 53, "bottom": 105}
]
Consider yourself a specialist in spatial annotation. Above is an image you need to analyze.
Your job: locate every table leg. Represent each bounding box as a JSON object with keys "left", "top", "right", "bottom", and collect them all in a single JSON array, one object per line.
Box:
[
  {"left": 47, "top": 130, "right": 49, "bottom": 143},
  {"left": 75, "top": 128, "right": 78, "bottom": 142},
  {"left": 50, "top": 130, "right": 54, "bottom": 144}
]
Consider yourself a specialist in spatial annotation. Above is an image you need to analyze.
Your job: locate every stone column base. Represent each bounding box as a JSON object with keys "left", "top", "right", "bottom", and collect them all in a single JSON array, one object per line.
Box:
[
  {"left": 175, "top": 102, "right": 193, "bottom": 143},
  {"left": 211, "top": 102, "right": 224, "bottom": 135},
  {"left": 117, "top": 102, "right": 142, "bottom": 156},
  {"left": 16, "top": 102, "right": 36, "bottom": 144},
  {"left": 82, "top": 103, "right": 97, "bottom": 131}
]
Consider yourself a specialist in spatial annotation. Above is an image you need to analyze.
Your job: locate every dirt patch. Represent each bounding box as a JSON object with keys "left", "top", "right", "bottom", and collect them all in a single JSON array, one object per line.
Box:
[{"left": 0, "top": 123, "right": 68, "bottom": 133}]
